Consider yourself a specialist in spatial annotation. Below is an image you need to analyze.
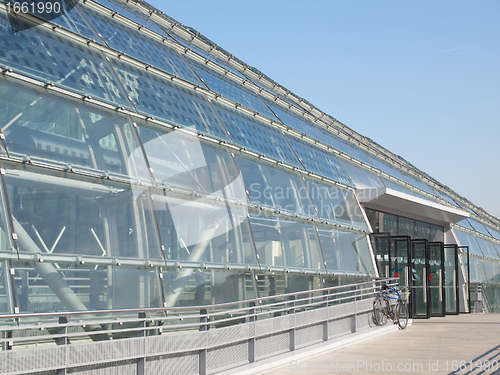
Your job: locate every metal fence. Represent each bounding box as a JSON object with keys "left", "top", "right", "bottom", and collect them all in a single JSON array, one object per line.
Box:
[{"left": 0, "top": 278, "right": 398, "bottom": 375}]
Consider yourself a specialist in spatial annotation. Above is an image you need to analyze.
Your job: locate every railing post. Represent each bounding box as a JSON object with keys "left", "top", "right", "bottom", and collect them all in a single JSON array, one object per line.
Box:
[
  {"left": 350, "top": 285, "right": 357, "bottom": 333},
  {"left": 57, "top": 316, "right": 68, "bottom": 375},
  {"left": 137, "top": 312, "right": 146, "bottom": 375},
  {"left": 288, "top": 295, "right": 296, "bottom": 351},
  {"left": 199, "top": 308, "right": 208, "bottom": 375},
  {"left": 322, "top": 290, "right": 329, "bottom": 341},
  {"left": 248, "top": 301, "right": 256, "bottom": 363}
]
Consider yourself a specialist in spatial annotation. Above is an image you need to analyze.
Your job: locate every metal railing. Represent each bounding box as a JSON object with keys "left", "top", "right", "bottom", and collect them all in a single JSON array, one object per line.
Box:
[{"left": 0, "top": 277, "right": 398, "bottom": 375}]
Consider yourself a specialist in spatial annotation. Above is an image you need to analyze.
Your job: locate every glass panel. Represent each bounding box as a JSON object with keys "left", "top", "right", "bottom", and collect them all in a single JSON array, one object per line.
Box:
[
  {"left": 371, "top": 234, "right": 390, "bottom": 278},
  {"left": 34, "top": 0, "right": 100, "bottom": 40},
  {"left": 111, "top": 58, "right": 231, "bottom": 141},
  {"left": 434, "top": 189, "right": 460, "bottom": 207},
  {"left": 429, "top": 243, "right": 443, "bottom": 316},
  {"left": 391, "top": 237, "right": 410, "bottom": 288},
  {"left": 454, "top": 230, "right": 483, "bottom": 256},
  {"left": 317, "top": 229, "right": 375, "bottom": 276},
  {"left": 0, "top": 10, "right": 132, "bottom": 108},
  {"left": 287, "top": 136, "right": 353, "bottom": 186},
  {"left": 138, "top": 124, "right": 233, "bottom": 193},
  {"left": 80, "top": 7, "right": 201, "bottom": 86},
  {"left": 456, "top": 218, "right": 475, "bottom": 231},
  {"left": 214, "top": 102, "right": 302, "bottom": 168},
  {"left": 379, "top": 212, "right": 398, "bottom": 236},
  {"left": 235, "top": 155, "right": 317, "bottom": 218},
  {"left": 323, "top": 133, "right": 378, "bottom": 167},
  {"left": 13, "top": 261, "right": 162, "bottom": 312},
  {"left": 1, "top": 79, "right": 152, "bottom": 180},
  {"left": 475, "top": 237, "right": 500, "bottom": 259},
  {"left": 162, "top": 268, "right": 256, "bottom": 307},
  {"left": 430, "top": 224, "right": 444, "bottom": 242},
  {"left": 468, "top": 256, "right": 487, "bottom": 283},
  {"left": 340, "top": 160, "right": 384, "bottom": 189},
  {"left": 306, "top": 179, "right": 368, "bottom": 230},
  {"left": 153, "top": 192, "right": 258, "bottom": 266},
  {"left": 411, "top": 240, "right": 428, "bottom": 318},
  {"left": 365, "top": 208, "right": 379, "bottom": 232},
  {"left": 6, "top": 168, "right": 162, "bottom": 260},
  {"left": 0, "top": 260, "right": 14, "bottom": 313},
  {"left": 481, "top": 260, "right": 500, "bottom": 283},
  {"left": 371, "top": 159, "right": 410, "bottom": 184},
  {"left": 267, "top": 104, "right": 325, "bottom": 139},
  {"left": 249, "top": 213, "right": 324, "bottom": 270},
  {"left": 398, "top": 217, "right": 415, "bottom": 238},
  {"left": 444, "top": 246, "right": 457, "bottom": 314},
  {"left": 190, "top": 61, "right": 275, "bottom": 119},
  {"left": 92, "top": 0, "right": 168, "bottom": 37},
  {"left": 485, "top": 226, "right": 500, "bottom": 241},
  {"left": 414, "top": 220, "right": 430, "bottom": 240},
  {"left": 468, "top": 218, "right": 493, "bottom": 237},
  {"left": 403, "top": 174, "right": 438, "bottom": 197}
]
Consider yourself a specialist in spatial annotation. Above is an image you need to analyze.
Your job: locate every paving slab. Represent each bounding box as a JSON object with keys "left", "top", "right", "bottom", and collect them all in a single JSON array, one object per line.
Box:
[{"left": 260, "top": 314, "right": 500, "bottom": 375}]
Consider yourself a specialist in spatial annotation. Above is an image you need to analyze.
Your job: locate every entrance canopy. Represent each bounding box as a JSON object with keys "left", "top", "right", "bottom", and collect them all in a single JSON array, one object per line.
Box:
[{"left": 356, "top": 187, "right": 469, "bottom": 226}]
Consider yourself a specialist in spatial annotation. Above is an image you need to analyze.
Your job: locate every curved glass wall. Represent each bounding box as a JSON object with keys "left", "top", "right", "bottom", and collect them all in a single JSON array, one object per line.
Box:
[{"left": 3, "top": 2, "right": 500, "bottom": 317}]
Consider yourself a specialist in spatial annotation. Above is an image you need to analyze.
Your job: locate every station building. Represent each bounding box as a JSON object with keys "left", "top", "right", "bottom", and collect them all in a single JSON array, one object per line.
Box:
[{"left": 0, "top": 0, "right": 499, "bottom": 373}]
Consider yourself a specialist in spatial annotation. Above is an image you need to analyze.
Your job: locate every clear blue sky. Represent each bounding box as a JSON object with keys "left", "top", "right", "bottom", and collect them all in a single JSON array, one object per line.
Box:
[{"left": 149, "top": 0, "right": 500, "bottom": 219}]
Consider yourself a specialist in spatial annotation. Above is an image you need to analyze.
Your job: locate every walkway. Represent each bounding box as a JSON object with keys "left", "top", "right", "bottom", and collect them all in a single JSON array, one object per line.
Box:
[{"left": 259, "top": 314, "right": 500, "bottom": 375}]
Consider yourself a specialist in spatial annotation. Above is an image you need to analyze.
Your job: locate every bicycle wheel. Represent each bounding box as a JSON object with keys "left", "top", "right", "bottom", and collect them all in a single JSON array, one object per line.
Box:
[
  {"left": 373, "top": 295, "right": 388, "bottom": 326},
  {"left": 396, "top": 300, "right": 408, "bottom": 329}
]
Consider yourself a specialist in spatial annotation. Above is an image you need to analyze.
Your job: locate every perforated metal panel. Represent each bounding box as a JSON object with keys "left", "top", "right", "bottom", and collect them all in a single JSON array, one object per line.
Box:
[
  {"left": 67, "top": 360, "right": 136, "bottom": 375},
  {"left": 255, "top": 314, "right": 294, "bottom": 337},
  {"left": 0, "top": 346, "right": 66, "bottom": 374},
  {"left": 356, "top": 311, "right": 376, "bottom": 331},
  {"left": 295, "top": 307, "right": 328, "bottom": 328},
  {"left": 147, "top": 331, "right": 205, "bottom": 355},
  {"left": 328, "top": 316, "right": 352, "bottom": 339},
  {"left": 206, "top": 342, "right": 249, "bottom": 373},
  {"left": 328, "top": 301, "right": 356, "bottom": 319},
  {"left": 67, "top": 337, "right": 144, "bottom": 366},
  {"left": 255, "top": 332, "right": 290, "bottom": 360},
  {"left": 296, "top": 324, "right": 323, "bottom": 348},
  {"left": 207, "top": 322, "right": 253, "bottom": 347},
  {"left": 146, "top": 353, "right": 198, "bottom": 375}
]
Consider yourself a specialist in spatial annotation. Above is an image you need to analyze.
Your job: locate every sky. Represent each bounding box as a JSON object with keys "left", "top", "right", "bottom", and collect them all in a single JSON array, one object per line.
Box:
[{"left": 148, "top": 0, "right": 500, "bottom": 219}]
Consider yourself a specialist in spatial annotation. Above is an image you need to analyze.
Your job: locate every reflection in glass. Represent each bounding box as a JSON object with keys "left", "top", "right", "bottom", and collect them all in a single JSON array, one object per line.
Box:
[
  {"left": 81, "top": 7, "right": 201, "bottom": 86},
  {"left": 111, "top": 58, "right": 230, "bottom": 141},
  {"left": 235, "top": 155, "right": 317, "bottom": 218},
  {"left": 287, "top": 136, "right": 353, "bottom": 187},
  {"left": 475, "top": 237, "right": 500, "bottom": 259},
  {"left": 340, "top": 160, "right": 384, "bottom": 189},
  {"left": 214, "top": 102, "right": 302, "bottom": 168},
  {"left": 162, "top": 268, "right": 256, "bottom": 307},
  {"left": 317, "top": 229, "right": 374, "bottom": 276},
  {"left": 6, "top": 169, "right": 162, "bottom": 260},
  {"left": 0, "top": 260, "right": 14, "bottom": 314},
  {"left": 153, "top": 191, "right": 257, "bottom": 266},
  {"left": 190, "top": 61, "right": 275, "bottom": 119},
  {"left": 249, "top": 214, "right": 324, "bottom": 270},
  {"left": 454, "top": 230, "right": 483, "bottom": 256},
  {"left": 444, "top": 246, "right": 457, "bottom": 314},
  {"left": 0, "top": 9, "right": 131, "bottom": 108},
  {"left": 306, "top": 179, "right": 368, "bottom": 230},
  {"left": 1, "top": 78, "right": 151, "bottom": 180},
  {"left": 13, "top": 261, "right": 163, "bottom": 313},
  {"left": 137, "top": 124, "right": 245, "bottom": 202}
]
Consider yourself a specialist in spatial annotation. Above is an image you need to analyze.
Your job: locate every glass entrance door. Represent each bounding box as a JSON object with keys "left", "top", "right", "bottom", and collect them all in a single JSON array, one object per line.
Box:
[
  {"left": 429, "top": 242, "right": 445, "bottom": 317},
  {"left": 411, "top": 239, "right": 430, "bottom": 318},
  {"left": 370, "top": 233, "right": 391, "bottom": 278},
  {"left": 390, "top": 236, "right": 410, "bottom": 288},
  {"left": 444, "top": 244, "right": 459, "bottom": 314},
  {"left": 458, "top": 246, "right": 470, "bottom": 313}
]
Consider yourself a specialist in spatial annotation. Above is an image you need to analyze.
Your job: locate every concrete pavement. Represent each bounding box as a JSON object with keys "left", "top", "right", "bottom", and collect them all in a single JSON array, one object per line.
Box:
[{"left": 260, "top": 314, "right": 500, "bottom": 375}]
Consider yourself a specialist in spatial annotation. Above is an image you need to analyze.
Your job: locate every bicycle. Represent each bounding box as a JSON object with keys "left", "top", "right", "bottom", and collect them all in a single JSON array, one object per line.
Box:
[{"left": 373, "top": 284, "right": 409, "bottom": 329}]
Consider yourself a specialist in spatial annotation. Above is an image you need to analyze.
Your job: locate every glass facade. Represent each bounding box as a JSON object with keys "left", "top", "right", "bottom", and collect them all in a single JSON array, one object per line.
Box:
[{"left": 0, "top": 0, "right": 499, "bottom": 318}]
